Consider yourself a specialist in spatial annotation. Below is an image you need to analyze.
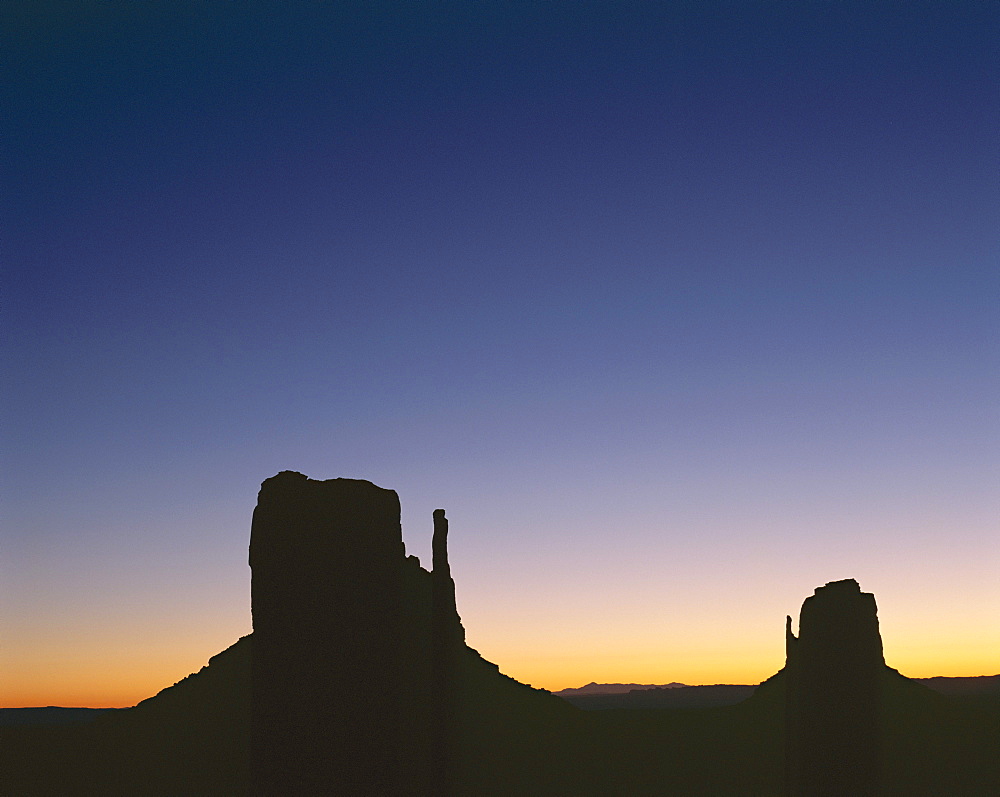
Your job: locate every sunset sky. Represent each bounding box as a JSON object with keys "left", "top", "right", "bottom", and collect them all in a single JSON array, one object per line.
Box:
[{"left": 4, "top": 2, "right": 998, "bottom": 707}]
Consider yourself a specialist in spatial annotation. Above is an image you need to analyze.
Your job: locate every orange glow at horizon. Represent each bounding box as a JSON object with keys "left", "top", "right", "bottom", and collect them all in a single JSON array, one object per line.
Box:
[
  {"left": 498, "top": 653, "right": 1000, "bottom": 694},
  {"left": 0, "top": 617, "right": 253, "bottom": 708},
  {"left": 1, "top": 647, "right": 228, "bottom": 709},
  {"left": 4, "top": 631, "right": 997, "bottom": 708},
  {"left": 5, "top": 525, "right": 997, "bottom": 708},
  {"left": 478, "top": 636, "right": 1000, "bottom": 694}
]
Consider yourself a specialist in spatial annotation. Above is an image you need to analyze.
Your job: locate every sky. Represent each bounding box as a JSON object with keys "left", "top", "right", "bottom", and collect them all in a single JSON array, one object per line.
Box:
[{"left": 3, "top": 2, "right": 998, "bottom": 707}]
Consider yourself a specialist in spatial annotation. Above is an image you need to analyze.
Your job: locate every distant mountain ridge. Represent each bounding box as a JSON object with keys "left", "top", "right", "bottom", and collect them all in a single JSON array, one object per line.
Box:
[
  {"left": 915, "top": 674, "right": 1000, "bottom": 695},
  {"left": 561, "top": 684, "right": 757, "bottom": 710},
  {"left": 552, "top": 681, "right": 686, "bottom": 696},
  {"left": 553, "top": 674, "right": 1000, "bottom": 706}
]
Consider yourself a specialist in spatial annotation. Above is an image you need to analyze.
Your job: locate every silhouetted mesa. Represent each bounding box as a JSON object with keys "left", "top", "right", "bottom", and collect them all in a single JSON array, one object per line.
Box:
[
  {"left": 249, "top": 472, "right": 407, "bottom": 795},
  {"left": 785, "top": 578, "right": 884, "bottom": 796}
]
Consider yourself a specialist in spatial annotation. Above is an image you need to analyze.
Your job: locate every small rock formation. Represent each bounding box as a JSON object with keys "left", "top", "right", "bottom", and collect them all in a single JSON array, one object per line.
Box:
[
  {"left": 431, "top": 509, "right": 463, "bottom": 795},
  {"left": 432, "top": 509, "right": 464, "bottom": 646},
  {"left": 249, "top": 472, "right": 407, "bottom": 795},
  {"left": 785, "top": 578, "right": 883, "bottom": 796}
]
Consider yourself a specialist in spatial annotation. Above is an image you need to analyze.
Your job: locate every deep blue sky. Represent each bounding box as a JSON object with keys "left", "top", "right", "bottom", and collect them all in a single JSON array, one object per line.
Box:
[{"left": 4, "top": 2, "right": 998, "bottom": 704}]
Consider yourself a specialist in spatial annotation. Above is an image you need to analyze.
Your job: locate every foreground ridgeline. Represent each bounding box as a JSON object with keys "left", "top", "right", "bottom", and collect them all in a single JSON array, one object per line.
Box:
[{"left": 2, "top": 472, "right": 997, "bottom": 795}]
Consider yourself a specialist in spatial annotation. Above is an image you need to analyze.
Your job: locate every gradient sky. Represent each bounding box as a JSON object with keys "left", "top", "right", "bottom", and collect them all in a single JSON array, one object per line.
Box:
[{"left": 4, "top": 2, "right": 998, "bottom": 707}]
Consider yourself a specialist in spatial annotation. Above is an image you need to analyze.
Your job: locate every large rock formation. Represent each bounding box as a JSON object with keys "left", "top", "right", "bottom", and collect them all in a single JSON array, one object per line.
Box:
[
  {"left": 248, "top": 473, "right": 509, "bottom": 796},
  {"left": 249, "top": 472, "right": 408, "bottom": 795},
  {"left": 784, "top": 578, "right": 884, "bottom": 796}
]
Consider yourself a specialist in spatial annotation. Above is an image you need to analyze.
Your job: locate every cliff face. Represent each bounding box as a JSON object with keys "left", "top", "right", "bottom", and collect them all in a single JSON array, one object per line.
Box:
[
  {"left": 785, "top": 579, "right": 883, "bottom": 796},
  {"left": 249, "top": 472, "right": 410, "bottom": 795}
]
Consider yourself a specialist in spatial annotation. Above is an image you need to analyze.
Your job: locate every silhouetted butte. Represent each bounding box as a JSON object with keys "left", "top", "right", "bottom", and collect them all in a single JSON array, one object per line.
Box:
[
  {"left": 249, "top": 472, "right": 407, "bottom": 795},
  {"left": 785, "top": 578, "right": 883, "bottom": 796}
]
